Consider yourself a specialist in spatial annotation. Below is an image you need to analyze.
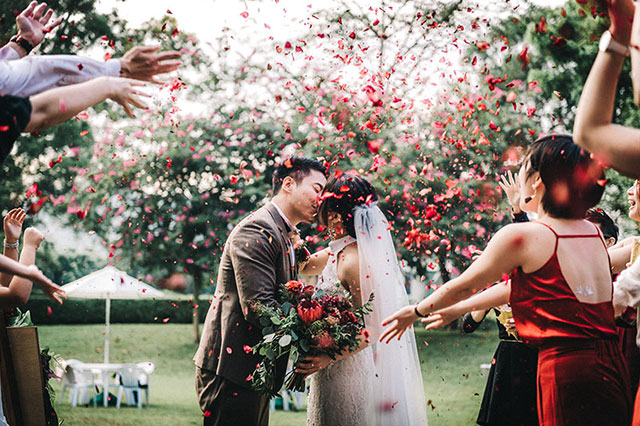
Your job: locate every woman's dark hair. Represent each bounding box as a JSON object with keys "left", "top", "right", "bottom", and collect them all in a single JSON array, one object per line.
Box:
[
  {"left": 318, "top": 174, "right": 379, "bottom": 238},
  {"left": 525, "top": 134, "right": 605, "bottom": 219},
  {"left": 585, "top": 208, "right": 619, "bottom": 243},
  {"left": 272, "top": 157, "right": 326, "bottom": 194}
]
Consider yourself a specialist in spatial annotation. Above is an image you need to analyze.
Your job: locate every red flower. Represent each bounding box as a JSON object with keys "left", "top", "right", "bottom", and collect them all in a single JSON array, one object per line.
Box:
[
  {"left": 285, "top": 280, "right": 303, "bottom": 294},
  {"left": 301, "top": 285, "right": 315, "bottom": 298},
  {"left": 314, "top": 331, "right": 336, "bottom": 349},
  {"left": 297, "top": 300, "right": 324, "bottom": 325}
]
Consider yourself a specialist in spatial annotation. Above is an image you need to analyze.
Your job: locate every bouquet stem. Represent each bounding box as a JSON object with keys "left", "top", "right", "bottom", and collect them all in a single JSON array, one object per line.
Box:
[{"left": 285, "top": 372, "right": 306, "bottom": 392}]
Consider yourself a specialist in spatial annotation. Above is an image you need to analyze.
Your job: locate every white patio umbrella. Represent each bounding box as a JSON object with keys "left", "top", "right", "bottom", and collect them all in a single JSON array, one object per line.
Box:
[{"left": 60, "top": 266, "right": 164, "bottom": 364}]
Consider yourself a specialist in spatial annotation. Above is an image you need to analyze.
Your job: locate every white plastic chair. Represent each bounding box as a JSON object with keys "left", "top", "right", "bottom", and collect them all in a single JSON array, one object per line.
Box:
[
  {"left": 115, "top": 364, "right": 152, "bottom": 408},
  {"left": 58, "top": 360, "right": 97, "bottom": 407}
]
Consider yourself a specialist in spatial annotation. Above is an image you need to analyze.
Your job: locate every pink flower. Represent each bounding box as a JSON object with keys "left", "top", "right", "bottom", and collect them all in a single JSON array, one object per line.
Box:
[{"left": 313, "top": 331, "right": 336, "bottom": 350}]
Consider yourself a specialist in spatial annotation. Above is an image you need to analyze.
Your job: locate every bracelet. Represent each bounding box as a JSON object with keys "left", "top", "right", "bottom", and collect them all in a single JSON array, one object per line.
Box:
[
  {"left": 414, "top": 303, "right": 428, "bottom": 318},
  {"left": 3, "top": 240, "right": 18, "bottom": 249},
  {"left": 9, "top": 35, "right": 34, "bottom": 54}
]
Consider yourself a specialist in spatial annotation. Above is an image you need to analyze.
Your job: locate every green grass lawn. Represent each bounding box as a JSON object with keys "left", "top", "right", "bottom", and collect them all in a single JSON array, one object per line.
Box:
[{"left": 37, "top": 324, "right": 498, "bottom": 426}]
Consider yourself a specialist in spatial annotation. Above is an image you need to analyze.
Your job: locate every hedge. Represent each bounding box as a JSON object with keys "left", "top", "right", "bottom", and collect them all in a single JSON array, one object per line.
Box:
[{"left": 22, "top": 295, "right": 212, "bottom": 325}]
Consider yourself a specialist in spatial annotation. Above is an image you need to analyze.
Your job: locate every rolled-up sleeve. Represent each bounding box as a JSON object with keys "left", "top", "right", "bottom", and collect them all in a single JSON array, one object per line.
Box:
[{"left": 0, "top": 55, "right": 121, "bottom": 97}]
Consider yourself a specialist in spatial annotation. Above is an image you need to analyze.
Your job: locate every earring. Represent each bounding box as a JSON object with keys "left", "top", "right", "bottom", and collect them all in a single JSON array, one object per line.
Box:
[{"left": 524, "top": 187, "right": 536, "bottom": 204}]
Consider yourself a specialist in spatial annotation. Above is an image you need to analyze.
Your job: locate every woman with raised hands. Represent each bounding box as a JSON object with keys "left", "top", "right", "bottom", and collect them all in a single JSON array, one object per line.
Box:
[{"left": 381, "top": 134, "right": 632, "bottom": 426}]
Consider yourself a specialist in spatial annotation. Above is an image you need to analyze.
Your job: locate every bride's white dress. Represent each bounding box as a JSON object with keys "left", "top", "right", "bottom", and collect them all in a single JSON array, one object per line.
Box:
[
  {"left": 306, "top": 204, "right": 429, "bottom": 426},
  {"left": 307, "top": 236, "right": 376, "bottom": 426}
]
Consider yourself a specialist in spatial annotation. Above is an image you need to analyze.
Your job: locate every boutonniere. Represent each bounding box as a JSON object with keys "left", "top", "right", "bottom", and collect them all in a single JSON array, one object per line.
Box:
[{"left": 288, "top": 229, "right": 311, "bottom": 267}]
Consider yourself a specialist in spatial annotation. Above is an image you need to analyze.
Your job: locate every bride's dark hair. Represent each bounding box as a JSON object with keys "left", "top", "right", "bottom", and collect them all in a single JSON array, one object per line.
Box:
[{"left": 318, "top": 173, "right": 378, "bottom": 238}]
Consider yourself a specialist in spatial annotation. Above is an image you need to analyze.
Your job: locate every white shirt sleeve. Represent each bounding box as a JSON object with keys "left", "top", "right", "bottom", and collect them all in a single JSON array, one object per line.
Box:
[
  {"left": 0, "top": 44, "right": 20, "bottom": 61},
  {"left": 613, "top": 256, "right": 640, "bottom": 309},
  {"left": 0, "top": 54, "right": 121, "bottom": 97}
]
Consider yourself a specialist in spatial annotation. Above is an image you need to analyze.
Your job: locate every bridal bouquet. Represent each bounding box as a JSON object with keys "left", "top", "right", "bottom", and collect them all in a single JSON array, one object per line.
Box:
[{"left": 250, "top": 280, "right": 373, "bottom": 395}]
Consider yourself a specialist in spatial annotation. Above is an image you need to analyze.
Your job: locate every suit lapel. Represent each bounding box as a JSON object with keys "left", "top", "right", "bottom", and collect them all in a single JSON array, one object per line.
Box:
[{"left": 264, "top": 202, "right": 296, "bottom": 280}]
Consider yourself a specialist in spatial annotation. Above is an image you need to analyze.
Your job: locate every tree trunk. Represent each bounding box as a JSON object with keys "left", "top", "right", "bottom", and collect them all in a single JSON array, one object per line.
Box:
[
  {"left": 436, "top": 250, "right": 451, "bottom": 284},
  {"left": 435, "top": 250, "right": 458, "bottom": 330},
  {"left": 192, "top": 270, "right": 202, "bottom": 343}
]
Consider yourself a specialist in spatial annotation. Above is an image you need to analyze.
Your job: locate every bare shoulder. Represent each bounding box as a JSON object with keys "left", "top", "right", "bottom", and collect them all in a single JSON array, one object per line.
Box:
[
  {"left": 337, "top": 244, "right": 359, "bottom": 284},
  {"left": 490, "top": 222, "right": 551, "bottom": 247}
]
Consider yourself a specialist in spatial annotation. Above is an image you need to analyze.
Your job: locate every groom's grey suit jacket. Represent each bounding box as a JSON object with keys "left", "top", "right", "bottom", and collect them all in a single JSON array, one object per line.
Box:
[{"left": 194, "top": 202, "right": 296, "bottom": 390}]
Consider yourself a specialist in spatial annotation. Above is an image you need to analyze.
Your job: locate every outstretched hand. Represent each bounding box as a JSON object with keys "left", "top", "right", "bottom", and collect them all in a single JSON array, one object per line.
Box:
[
  {"left": 421, "top": 305, "right": 464, "bottom": 331},
  {"left": 3, "top": 209, "right": 26, "bottom": 245},
  {"left": 105, "top": 77, "right": 150, "bottom": 117},
  {"left": 498, "top": 170, "right": 521, "bottom": 212},
  {"left": 119, "top": 46, "right": 182, "bottom": 84},
  {"left": 26, "top": 264, "right": 65, "bottom": 304},
  {"left": 16, "top": 1, "right": 64, "bottom": 47},
  {"left": 379, "top": 305, "right": 418, "bottom": 344}
]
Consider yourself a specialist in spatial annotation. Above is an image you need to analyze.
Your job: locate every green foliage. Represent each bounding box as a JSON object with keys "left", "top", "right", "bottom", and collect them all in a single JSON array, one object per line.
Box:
[{"left": 471, "top": 0, "right": 637, "bottom": 235}]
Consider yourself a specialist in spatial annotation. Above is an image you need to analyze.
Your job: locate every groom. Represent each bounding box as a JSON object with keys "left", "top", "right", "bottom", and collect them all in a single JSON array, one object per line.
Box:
[{"left": 194, "top": 157, "right": 327, "bottom": 426}]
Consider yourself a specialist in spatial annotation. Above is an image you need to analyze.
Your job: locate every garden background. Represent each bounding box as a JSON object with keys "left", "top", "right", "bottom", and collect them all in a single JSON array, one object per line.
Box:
[{"left": 1, "top": 0, "right": 638, "bottom": 424}]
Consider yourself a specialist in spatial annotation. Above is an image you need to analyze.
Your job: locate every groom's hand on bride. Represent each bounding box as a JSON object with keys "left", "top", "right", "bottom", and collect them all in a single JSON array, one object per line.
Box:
[{"left": 295, "top": 354, "right": 333, "bottom": 378}]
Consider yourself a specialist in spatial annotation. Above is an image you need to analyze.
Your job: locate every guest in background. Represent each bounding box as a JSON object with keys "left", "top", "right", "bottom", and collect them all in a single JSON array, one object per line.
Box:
[
  {"left": 0, "top": 208, "right": 63, "bottom": 307},
  {"left": 383, "top": 135, "right": 632, "bottom": 426},
  {"left": 461, "top": 171, "right": 538, "bottom": 426}
]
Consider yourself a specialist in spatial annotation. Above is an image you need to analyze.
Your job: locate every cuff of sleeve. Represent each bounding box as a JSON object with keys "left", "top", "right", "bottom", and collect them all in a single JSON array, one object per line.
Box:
[
  {"left": 512, "top": 212, "right": 529, "bottom": 223},
  {"left": 105, "top": 59, "right": 121, "bottom": 77},
  {"left": 614, "top": 272, "right": 640, "bottom": 308}
]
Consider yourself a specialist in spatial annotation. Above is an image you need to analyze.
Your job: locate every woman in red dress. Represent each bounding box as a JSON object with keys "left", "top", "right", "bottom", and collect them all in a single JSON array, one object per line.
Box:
[{"left": 381, "top": 134, "right": 632, "bottom": 426}]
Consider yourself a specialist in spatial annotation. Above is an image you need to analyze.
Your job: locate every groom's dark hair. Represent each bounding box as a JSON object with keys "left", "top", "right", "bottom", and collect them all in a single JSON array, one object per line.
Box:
[
  {"left": 318, "top": 173, "right": 379, "bottom": 238},
  {"left": 272, "top": 157, "right": 326, "bottom": 194}
]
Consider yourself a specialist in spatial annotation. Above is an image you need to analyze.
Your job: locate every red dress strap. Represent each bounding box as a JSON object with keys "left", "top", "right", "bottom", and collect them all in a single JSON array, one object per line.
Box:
[{"left": 533, "top": 221, "right": 559, "bottom": 253}]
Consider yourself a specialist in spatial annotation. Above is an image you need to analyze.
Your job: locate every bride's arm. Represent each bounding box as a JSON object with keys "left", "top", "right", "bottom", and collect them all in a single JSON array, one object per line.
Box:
[
  {"left": 296, "top": 246, "right": 369, "bottom": 377},
  {"left": 299, "top": 247, "right": 330, "bottom": 276}
]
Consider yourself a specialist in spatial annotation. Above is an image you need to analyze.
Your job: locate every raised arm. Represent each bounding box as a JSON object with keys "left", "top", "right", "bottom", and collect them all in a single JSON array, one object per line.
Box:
[
  {"left": 423, "top": 282, "right": 511, "bottom": 331},
  {"left": 1, "top": 1, "right": 64, "bottom": 60},
  {"left": 380, "top": 223, "right": 527, "bottom": 343},
  {"left": 573, "top": 0, "right": 640, "bottom": 178},
  {"left": 25, "top": 76, "right": 148, "bottom": 132},
  {"left": 0, "top": 209, "right": 26, "bottom": 287},
  {"left": 0, "top": 46, "right": 180, "bottom": 98},
  {"left": 0, "top": 227, "right": 64, "bottom": 308}
]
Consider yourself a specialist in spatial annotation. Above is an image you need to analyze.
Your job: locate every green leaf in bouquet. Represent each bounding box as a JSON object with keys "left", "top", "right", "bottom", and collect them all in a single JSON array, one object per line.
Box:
[
  {"left": 260, "top": 316, "right": 271, "bottom": 327},
  {"left": 264, "top": 333, "right": 276, "bottom": 343},
  {"left": 271, "top": 316, "right": 282, "bottom": 325},
  {"left": 263, "top": 326, "right": 274, "bottom": 335},
  {"left": 279, "top": 335, "right": 292, "bottom": 347},
  {"left": 259, "top": 347, "right": 268, "bottom": 356},
  {"left": 300, "top": 339, "right": 310, "bottom": 352},
  {"left": 265, "top": 348, "right": 275, "bottom": 360},
  {"left": 290, "top": 330, "right": 298, "bottom": 340},
  {"left": 282, "top": 302, "right": 293, "bottom": 313}
]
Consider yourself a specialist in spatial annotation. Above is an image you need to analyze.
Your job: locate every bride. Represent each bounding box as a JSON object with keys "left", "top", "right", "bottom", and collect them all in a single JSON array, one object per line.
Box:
[{"left": 296, "top": 173, "right": 428, "bottom": 426}]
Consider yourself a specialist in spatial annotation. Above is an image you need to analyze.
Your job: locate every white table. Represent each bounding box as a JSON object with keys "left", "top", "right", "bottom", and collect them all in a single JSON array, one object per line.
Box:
[{"left": 78, "top": 363, "right": 136, "bottom": 407}]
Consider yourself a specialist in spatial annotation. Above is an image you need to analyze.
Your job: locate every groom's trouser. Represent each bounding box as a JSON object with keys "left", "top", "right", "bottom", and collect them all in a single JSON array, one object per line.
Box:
[{"left": 196, "top": 367, "right": 269, "bottom": 426}]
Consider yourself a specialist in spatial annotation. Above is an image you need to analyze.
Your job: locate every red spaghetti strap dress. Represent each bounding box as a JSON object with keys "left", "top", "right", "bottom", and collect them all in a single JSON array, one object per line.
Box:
[{"left": 510, "top": 222, "right": 632, "bottom": 426}]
